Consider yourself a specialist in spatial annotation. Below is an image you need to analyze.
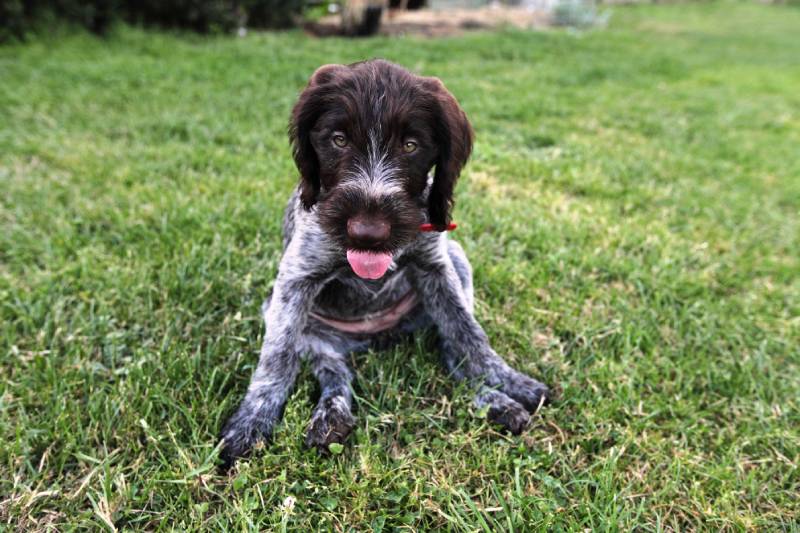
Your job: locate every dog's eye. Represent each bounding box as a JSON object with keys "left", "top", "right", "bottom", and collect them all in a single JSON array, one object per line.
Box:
[
  {"left": 403, "top": 140, "right": 418, "bottom": 154},
  {"left": 332, "top": 133, "right": 348, "bottom": 148}
]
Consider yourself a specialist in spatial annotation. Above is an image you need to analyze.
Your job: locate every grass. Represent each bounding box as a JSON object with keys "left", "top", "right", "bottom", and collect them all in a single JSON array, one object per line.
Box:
[{"left": 1, "top": 2, "right": 799, "bottom": 530}]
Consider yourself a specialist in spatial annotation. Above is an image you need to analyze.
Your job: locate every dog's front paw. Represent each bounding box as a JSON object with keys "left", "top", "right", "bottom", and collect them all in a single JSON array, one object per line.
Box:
[
  {"left": 478, "top": 389, "right": 531, "bottom": 435},
  {"left": 499, "top": 369, "right": 550, "bottom": 414},
  {"left": 305, "top": 396, "right": 355, "bottom": 453},
  {"left": 219, "top": 408, "right": 274, "bottom": 469},
  {"left": 487, "top": 400, "right": 531, "bottom": 435},
  {"left": 219, "top": 435, "right": 251, "bottom": 470}
]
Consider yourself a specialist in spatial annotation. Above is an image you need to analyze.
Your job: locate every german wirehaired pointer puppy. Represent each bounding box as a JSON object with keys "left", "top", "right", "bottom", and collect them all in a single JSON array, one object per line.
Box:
[{"left": 220, "top": 59, "right": 549, "bottom": 465}]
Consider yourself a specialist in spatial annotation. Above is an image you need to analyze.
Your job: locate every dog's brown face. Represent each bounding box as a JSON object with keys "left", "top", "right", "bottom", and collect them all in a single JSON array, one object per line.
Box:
[{"left": 289, "top": 60, "right": 473, "bottom": 279}]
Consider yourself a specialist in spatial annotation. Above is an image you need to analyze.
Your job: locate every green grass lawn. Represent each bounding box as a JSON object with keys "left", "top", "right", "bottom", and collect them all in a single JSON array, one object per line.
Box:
[{"left": 2, "top": 2, "right": 799, "bottom": 530}]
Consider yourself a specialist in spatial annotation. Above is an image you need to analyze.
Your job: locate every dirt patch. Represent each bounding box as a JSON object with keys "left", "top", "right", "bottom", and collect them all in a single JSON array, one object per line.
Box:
[{"left": 305, "top": 6, "right": 551, "bottom": 37}]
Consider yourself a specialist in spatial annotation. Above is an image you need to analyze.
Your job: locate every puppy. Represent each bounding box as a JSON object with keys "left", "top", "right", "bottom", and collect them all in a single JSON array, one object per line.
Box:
[{"left": 221, "top": 59, "right": 549, "bottom": 465}]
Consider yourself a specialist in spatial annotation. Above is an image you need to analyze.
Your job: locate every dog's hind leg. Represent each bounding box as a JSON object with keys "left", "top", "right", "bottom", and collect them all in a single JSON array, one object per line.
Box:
[
  {"left": 416, "top": 237, "right": 549, "bottom": 435},
  {"left": 436, "top": 243, "right": 533, "bottom": 433},
  {"left": 450, "top": 243, "right": 549, "bottom": 417},
  {"left": 304, "top": 336, "right": 356, "bottom": 452},
  {"left": 439, "top": 335, "right": 533, "bottom": 435}
]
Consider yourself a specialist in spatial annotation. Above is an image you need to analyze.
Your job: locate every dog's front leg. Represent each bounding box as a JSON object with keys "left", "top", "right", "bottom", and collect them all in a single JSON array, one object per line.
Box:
[
  {"left": 220, "top": 261, "right": 321, "bottom": 467},
  {"left": 304, "top": 341, "right": 356, "bottom": 452},
  {"left": 414, "top": 244, "right": 549, "bottom": 434}
]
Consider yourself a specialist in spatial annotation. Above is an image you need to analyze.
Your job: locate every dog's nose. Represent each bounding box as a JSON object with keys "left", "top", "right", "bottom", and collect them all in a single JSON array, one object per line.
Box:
[{"left": 347, "top": 215, "right": 391, "bottom": 248}]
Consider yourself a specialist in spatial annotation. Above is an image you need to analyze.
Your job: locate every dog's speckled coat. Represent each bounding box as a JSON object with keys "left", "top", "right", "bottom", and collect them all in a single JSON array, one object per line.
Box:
[{"left": 220, "top": 60, "right": 548, "bottom": 466}]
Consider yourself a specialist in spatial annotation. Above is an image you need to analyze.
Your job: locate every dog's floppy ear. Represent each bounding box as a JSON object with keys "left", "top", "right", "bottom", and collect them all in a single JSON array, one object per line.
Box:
[
  {"left": 423, "top": 77, "right": 474, "bottom": 228},
  {"left": 289, "top": 64, "right": 347, "bottom": 209}
]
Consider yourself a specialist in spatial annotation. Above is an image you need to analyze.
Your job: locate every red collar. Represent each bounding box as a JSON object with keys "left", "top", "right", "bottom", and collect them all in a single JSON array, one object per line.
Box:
[{"left": 419, "top": 223, "right": 457, "bottom": 232}]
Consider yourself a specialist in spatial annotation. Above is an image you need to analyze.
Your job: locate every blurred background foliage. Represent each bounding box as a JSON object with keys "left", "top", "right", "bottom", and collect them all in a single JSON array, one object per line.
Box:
[
  {"left": 0, "top": 0, "right": 306, "bottom": 41},
  {"left": 0, "top": 0, "right": 651, "bottom": 42},
  {"left": 2, "top": 0, "right": 799, "bottom": 43}
]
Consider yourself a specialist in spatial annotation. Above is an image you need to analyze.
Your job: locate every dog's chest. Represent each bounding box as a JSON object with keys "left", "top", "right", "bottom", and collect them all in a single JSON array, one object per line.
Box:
[{"left": 310, "top": 267, "right": 416, "bottom": 325}]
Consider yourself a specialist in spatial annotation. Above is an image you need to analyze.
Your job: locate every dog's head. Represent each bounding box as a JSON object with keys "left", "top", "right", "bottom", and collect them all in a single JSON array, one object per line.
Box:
[{"left": 289, "top": 59, "right": 473, "bottom": 279}]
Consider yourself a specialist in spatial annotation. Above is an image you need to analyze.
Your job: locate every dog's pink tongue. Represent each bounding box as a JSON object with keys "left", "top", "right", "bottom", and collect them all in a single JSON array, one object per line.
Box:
[{"left": 346, "top": 250, "right": 393, "bottom": 279}]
